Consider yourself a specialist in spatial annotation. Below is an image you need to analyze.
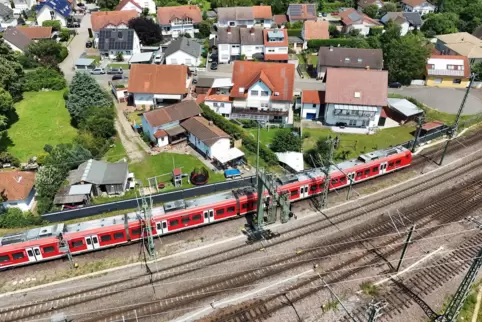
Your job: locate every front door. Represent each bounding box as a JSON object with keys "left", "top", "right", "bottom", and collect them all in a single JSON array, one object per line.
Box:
[
  {"left": 85, "top": 237, "right": 94, "bottom": 250},
  {"left": 26, "top": 248, "right": 36, "bottom": 262},
  {"left": 380, "top": 162, "right": 388, "bottom": 174}
]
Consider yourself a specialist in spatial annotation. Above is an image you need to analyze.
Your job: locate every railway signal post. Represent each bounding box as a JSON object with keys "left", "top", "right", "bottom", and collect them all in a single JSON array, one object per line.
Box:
[
  {"left": 411, "top": 116, "right": 425, "bottom": 153},
  {"left": 319, "top": 136, "right": 339, "bottom": 209},
  {"left": 136, "top": 181, "right": 156, "bottom": 259}
]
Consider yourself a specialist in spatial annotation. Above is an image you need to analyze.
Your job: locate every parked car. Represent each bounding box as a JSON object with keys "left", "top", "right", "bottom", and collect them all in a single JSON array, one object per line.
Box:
[
  {"left": 67, "top": 21, "right": 80, "bottom": 28},
  {"left": 85, "top": 41, "right": 93, "bottom": 48},
  {"left": 210, "top": 62, "right": 218, "bottom": 70},
  {"left": 107, "top": 68, "right": 123, "bottom": 75},
  {"left": 192, "top": 78, "right": 198, "bottom": 84},
  {"left": 154, "top": 54, "right": 162, "bottom": 64},
  {"left": 389, "top": 82, "right": 402, "bottom": 88},
  {"left": 111, "top": 75, "right": 124, "bottom": 81},
  {"left": 90, "top": 67, "right": 106, "bottom": 75}
]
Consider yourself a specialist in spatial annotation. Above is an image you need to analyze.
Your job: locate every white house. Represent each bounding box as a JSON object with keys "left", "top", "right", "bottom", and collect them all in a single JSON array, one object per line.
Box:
[
  {"left": 128, "top": 64, "right": 191, "bottom": 107},
  {"left": 217, "top": 6, "right": 273, "bottom": 29},
  {"left": 97, "top": 28, "right": 141, "bottom": 60},
  {"left": 263, "top": 28, "right": 289, "bottom": 62},
  {"left": 324, "top": 68, "right": 388, "bottom": 128},
  {"left": 0, "top": 3, "right": 17, "bottom": 28},
  {"left": 2, "top": 26, "right": 32, "bottom": 52},
  {"left": 215, "top": 26, "right": 264, "bottom": 63},
  {"left": 157, "top": 5, "right": 202, "bottom": 38},
  {"left": 339, "top": 8, "right": 382, "bottom": 36},
  {"left": 12, "top": 0, "right": 36, "bottom": 16},
  {"left": 141, "top": 100, "right": 201, "bottom": 147},
  {"left": 163, "top": 37, "right": 201, "bottom": 67},
  {"left": 380, "top": 12, "right": 422, "bottom": 36},
  {"left": 115, "top": 0, "right": 155, "bottom": 15},
  {"left": 203, "top": 78, "right": 234, "bottom": 118},
  {"left": 401, "top": 0, "right": 435, "bottom": 15},
  {"left": 0, "top": 171, "right": 36, "bottom": 212},
  {"left": 90, "top": 10, "right": 138, "bottom": 46},
  {"left": 36, "top": 0, "right": 71, "bottom": 27},
  {"left": 300, "top": 90, "right": 324, "bottom": 120}
]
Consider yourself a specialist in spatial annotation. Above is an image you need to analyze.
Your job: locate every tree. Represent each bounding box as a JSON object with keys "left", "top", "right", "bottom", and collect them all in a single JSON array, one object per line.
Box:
[
  {"left": 75, "top": 131, "right": 110, "bottom": 157},
  {"left": 25, "top": 39, "right": 68, "bottom": 67},
  {"left": 329, "top": 24, "right": 340, "bottom": 38},
  {"left": 270, "top": 130, "right": 302, "bottom": 153},
  {"left": 44, "top": 143, "right": 93, "bottom": 171},
  {"left": 198, "top": 21, "right": 212, "bottom": 38},
  {"left": 80, "top": 106, "right": 116, "bottom": 139},
  {"left": 116, "top": 52, "right": 124, "bottom": 62},
  {"left": 141, "top": 7, "right": 149, "bottom": 17},
  {"left": 0, "top": 88, "right": 14, "bottom": 120},
  {"left": 421, "top": 13, "right": 459, "bottom": 38},
  {"left": 128, "top": 17, "right": 163, "bottom": 45},
  {"left": 59, "top": 28, "right": 70, "bottom": 42},
  {"left": 472, "top": 62, "right": 482, "bottom": 77},
  {"left": 42, "top": 20, "right": 62, "bottom": 31},
  {"left": 22, "top": 67, "right": 66, "bottom": 91},
  {"left": 362, "top": 4, "right": 379, "bottom": 18},
  {"left": 304, "top": 138, "right": 332, "bottom": 167},
  {"left": 379, "top": 2, "right": 398, "bottom": 16},
  {"left": 35, "top": 165, "right": 67, "bottom": 214},
  {"left": 97, "top": 0, "right": 120, "bottom": 10},
  {"left": 0, "top": 45, "right": 25, "bottom": 102},
  {"left": 67, "top": 72, "right": 113, "bottom": 124}
]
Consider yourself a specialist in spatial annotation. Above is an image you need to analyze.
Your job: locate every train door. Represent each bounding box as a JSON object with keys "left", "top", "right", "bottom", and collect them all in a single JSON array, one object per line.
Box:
[
  {"left": 85, "top": 236, "right": 94, "bottom": 250},
  {"left": 300, "top": 185, "right": 309, "bottom": 198},
  {"left": 156, "top": 221, "right": 168, "bottom": 234},
  {"left": 86, "top": 235, "right": 100, "bottom": 249},
  {"left": 379, "top": 162, "right": 388, "bottom": 174},
  {"left": 209, "top": 209, "right": 214, "bottom": 222},
  {"left": 347, "top": 173, "right": 355, "bottom": 185},
  {"left": 203, "top": 210, "right": 210, "bottom": 224},
  {"left": 33, "top": 247, "right": 43, "bottom": 260},
  {"left": 25, "top": 248, "right": 37, "bottom": 262}
]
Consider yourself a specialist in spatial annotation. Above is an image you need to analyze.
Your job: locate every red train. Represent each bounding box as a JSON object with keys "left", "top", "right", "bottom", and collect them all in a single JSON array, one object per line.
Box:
[{"left": 0, "top": 146, "right": 412, "bottom": 268}]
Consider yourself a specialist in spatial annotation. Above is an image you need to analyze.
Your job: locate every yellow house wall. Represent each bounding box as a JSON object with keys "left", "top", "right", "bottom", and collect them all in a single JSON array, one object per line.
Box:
[{"left": 426, "top": 76, "right": 470, "bottom": 88}]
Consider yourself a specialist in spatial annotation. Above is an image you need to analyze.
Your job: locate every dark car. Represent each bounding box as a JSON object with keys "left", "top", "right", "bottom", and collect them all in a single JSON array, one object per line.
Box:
[
  {"left": 107, "top": 68, "right": 123, "bottom": 75},
  {"left": 389, "top": 82, "right": 402, "bottom": 88},
  {"left": 192, "top": 78, "right": 198, "bottom": 84},
  {"left": 210, "top": 62, "right": 218, "bottom": 70},
  {"left": 85, "top": 41, "right": 93, "bottom": 48},
  {"left": 67, "top": 21, "right": 80, "bottom": 28},
  {"left": 112, "top": 75, "right": 124, "bottom": 81}
]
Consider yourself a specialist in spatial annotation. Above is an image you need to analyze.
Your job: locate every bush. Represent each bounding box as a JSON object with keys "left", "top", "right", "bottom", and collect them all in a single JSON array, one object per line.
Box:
[
  {"left": 63, "top": 88, "right": 69, "bottom": 100},
  {"left": 0, "top": 208, "right": 44, "bottom": 228},
  {"left": 239, "top": 119, "right": 259, "bottom": 128},
  {"left": 22, "top": 67, "right": 66, "bottom": 91},
  {"left": 42, "top": 20, "right": 61, "bottom": 31},
  {"left": 287, "top": 29, "right": 302, "bottom": 37},
  {"left": 369, "top": 26, "right": 384, "bottom": 36},
  {"left": 0, "top": 152, "right": 20, "bottom": 167},
  {"left": 321, "top": 1, "right": 344, "bottom": 12},
  {"left": 307, "top": 38, "right": 370, "bottom": 49},
  {"left": 59, "top": 28, "right": 70, "bottom": 42}
]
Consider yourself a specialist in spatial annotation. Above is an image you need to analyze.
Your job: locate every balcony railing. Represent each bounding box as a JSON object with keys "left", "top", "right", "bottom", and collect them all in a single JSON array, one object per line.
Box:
[{"left": 232, "top": 107, "right": 289, "bottom": 116}]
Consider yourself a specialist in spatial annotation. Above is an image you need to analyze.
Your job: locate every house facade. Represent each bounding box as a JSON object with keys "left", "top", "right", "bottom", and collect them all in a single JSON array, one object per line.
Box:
[
  {"left": 300, "top": 90, "right": 324, "bottom": 119},
  {"left": 263, "top": 28, "right": 289, "bottom": 62},
  {"left": 216, "top": 26, "right": 264, "bottom": 63},
  {"left": 157, "top": 5, "right": 202, "bottom": 38},
  {"left": 98, "top": 28, "right": 141, "bottom": 60},
  {"left": 36, "top": 0, "right": 71, "bottom": 27},
  {"left": 164, "top": 36, "right": 201, "bottom": 67},
  {"left": 339, "top": 8, "right": 382, "bottom": 36},
  {"left": 202, "top": 78, "right": 234, "bottom": 118},
  {"left": 401, "top": 0, "right": 435, "bottom": 15},
  {"left": 425, "top": 55, "right": 471, "bottom": 88},
  {"left": 0, "top": 171, "right": 36, "bottom": 212},
  {"left": 435, "top": 32, "right": 482, "bottom": 64},
  {"left": 128, "top": 64, "right": 191, "bottom": 106},
  {"left": 380, "top": 12, "right": 422, "bottom": 36},
  {"left": 287, "top": 3, "right": 316, "bottom": 23},
  {"left": 324, "top": 68, "right": 388, "bottom": 128},
  {"left": 91, "top": 10, "right": 138, "bottom": 46},
  {"left": 0, "top": 3, "right": 17, "bottom": 28},
  {"left": 116, "top": 0, "right": 155, "bottom": 15}
]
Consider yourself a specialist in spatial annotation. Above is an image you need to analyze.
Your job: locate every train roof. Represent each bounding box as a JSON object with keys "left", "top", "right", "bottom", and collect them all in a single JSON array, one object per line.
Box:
[
  {"left": 0, "top": 223, "right": 65, "bottom": 246},
  {"left": 64, "top": 213, "right": 142, "bottom": 233},
  {"left": 163, "top": 191, "right": 236, "bottom": 213}
]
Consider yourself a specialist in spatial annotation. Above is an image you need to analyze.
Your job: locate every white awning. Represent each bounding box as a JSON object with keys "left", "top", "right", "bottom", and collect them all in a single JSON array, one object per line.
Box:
[
  {"left": 212, "top": 78, "right": 233, "bottom": 88},
  {"left": 275, "top": 152, "right": 304, "bottom": 172},
  {"left": 213, "top": 147, "right": 244, "bottom": 164},
  {"left": 334, "top": 104, "right": 378, "bottom": 112}
]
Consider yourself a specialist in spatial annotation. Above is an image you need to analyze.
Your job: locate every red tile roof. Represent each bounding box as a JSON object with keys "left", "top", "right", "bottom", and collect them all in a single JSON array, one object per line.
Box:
[
  {"left": 157, "top": 5, "right": 202, "bottom": 25},
  {"left": 252, "top": 5, "right": 272, "bottom": 19},
  {"left": 402, "top": 0, "right": 431, "bottom": 7},
  {"left": 17, "top": 26, "right": 52, "bottom": 39},
  {"left": 273, "top": 14, "right": 288, "bottom": 25},
  {"left": 340, "top": 8, "right": 381, "bottom": 26},
  {"left": 154, "top": 129, "right": 167, "bottom": 138},
  {"left": 301, "top": 90, "right": 325, "bottom": 104},
  {"left": 115, "top": 0, "right": 142, "bottom": 11},
  {"left": 196, "top": 94, "right": 206, "bottom": 105},
  {"left": 264, "top": 53, "right": 289, "bottom": 61},
  {"left": 91, "top": 10, "right": 138, "bottom": 32},
  {"left": 427, "top": 54, "right": 471, "bottom": 78},
  {"left": 263, "top": 28, "right": 288, "bottom": 47},
  {"left": 143, "top": 100, "right": 201, "bottom": 127},
  {"left": 325, "top": 68, "right": 388, "bottom": 106},
  {"left": 231, "top": 61, "right": 295, "bottom": 101},
  {"left": 128, "top": 64, "right": 189, "bottom": 95},
  {"left": 422, "top": 121, "right": 445, "bottom": 131},
  {"left": 0, "top": 171, "right": 35, "bottom": 202},
  {"left": 303, "top": 21, "right": 329, "bottom": 40}
]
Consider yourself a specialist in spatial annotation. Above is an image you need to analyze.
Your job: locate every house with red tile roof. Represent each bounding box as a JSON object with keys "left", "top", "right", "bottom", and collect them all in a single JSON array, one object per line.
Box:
[
  {"left": 287, "top": 3, "right": 316, "bottom": 23},
  {"left": 300, "top": 90, "right": 325, "bottom": 119},
  {"left": 127, "top": 64, "right": 191, "bottom": 107},
  {"left": 263, "top": 28, "right": 289, "bottom": 62},
  {"left": 339, "top": 8, "right": 381, "bottom": 36},
  {"left": 217, "top": 6, "right": 273, "bottom": 29},
  {"left": 301, "top": 20, "right": 329, "bottom": 49},
  {"left": 0, "top": 171, "right": 36, "bottom": 211},
  {"left": 157, "top": 5, "right": 202, "bottom": 38},
  {"left": 401, "top": 0, "right": 435, "bottom": 15},
  {"left": 324, "top": 68, "right": 388, "bottom": 128}
]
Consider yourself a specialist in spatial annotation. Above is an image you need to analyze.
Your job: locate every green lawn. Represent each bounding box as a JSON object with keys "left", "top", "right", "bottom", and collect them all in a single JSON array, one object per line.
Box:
[
  {"left": 108, "top": 63, "right": 129, "bottom": 69},
  {"left": 126, "top": 112, "right": 142, "bottom": 125},
  {"left": 86, "top": 55, "right": 101, "bottom": 65},
  {"left": 310, "top": 55, "right": 318, "bottom": 66},
  {"left": 103, "top": 137, "right": 128, "bottom": 163},
  {"left": 128, "top": 153, "right": 225, "bottom": 190},
  {"left": 247, "top": 127, "right": 287, "bottom": 147},
  {"left": 4, "top": 91, "right": 77, "bottom": 161}
]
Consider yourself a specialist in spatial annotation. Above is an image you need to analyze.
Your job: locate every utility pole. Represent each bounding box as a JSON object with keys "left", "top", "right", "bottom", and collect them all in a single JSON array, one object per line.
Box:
[
  {"left": 255, "top": 122, "right": 260, "bottom": 186},
  {"left": 439, "top": 74, "right": 476, "bottom": 165},
  {"left": 57, "top": 233, "right": 74, "bottom": 269},
  {"left": 411, "top": 115, "right": 425, "bottom": 152},
  {"left": 319, "top": 136, "right": 339, "bottom": 209},
  {"left": 137, "top": 182, "right": 156, "bottom": 259},
  {"left": 396, "top": 225, "right": 416, "bottom": 272},
  {"left": 367, "top": 300, "right": 387, "bottom": 322}
]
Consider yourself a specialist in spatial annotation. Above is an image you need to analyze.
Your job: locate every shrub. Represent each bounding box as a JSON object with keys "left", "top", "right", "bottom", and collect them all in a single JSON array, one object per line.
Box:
[
  {"left": 0, "top": 152, "right": 20, "bottom": 167},
  {"left": 307, "top": 38, "right": 370, "bottom": 49},
  {"left": 22, "top": 67, "right": 66, "bottom": 91},
  {"left": 42, "top": 20, "right": 61, "bottom": 31},
  {"left": 59, "top": 28, "right": 70, "bottom": 42},
  {"left": 369, "top": 26, "right": 384, "bottom": 36},
  {"left": 287, "top": 29, "right": 302, "bottom": 37},
  {"left": 0, "top": 208, "right": 44, "bottom": 228}
]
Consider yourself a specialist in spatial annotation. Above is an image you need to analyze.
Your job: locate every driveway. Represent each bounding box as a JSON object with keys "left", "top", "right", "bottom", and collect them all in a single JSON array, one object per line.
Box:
[
  {"left": 388, "top": 86, "right": 482, "bottom": 115},
  {"left": 59, "top": 13, "right": 91, "bottom": 82}
]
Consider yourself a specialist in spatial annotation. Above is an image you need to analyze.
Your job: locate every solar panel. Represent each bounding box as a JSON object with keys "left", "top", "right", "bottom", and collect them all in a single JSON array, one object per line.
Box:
[
  {"left": 348, "top": 12, "right": 361, "bottom": 21},
  {"left": 306, "top": 4, "right": 316, "bottom": 16},
  {"left": 99, "top": 29, "right": 134, "bottom": 51},
  {"left": 289, "top": 4, "right": 302, "bottom": 16}
]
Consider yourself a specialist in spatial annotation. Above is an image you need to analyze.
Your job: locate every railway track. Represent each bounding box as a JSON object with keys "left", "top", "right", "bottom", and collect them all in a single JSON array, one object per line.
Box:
[{"left": 2, "top": 132, "right": 482, "bottom": 322}]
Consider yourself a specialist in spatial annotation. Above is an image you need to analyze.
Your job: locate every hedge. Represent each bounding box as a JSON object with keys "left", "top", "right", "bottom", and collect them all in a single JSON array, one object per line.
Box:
[
  {"left": 369, "top": 26, "right": 384, "bottom": 36},
  {"left": 321, "top": 1, "right": 344, "bottom": 12},
  {"left": 307, "top": 38, "right": 370, "bottom": 49},
  {"left": 200, "top": 104, "right": 278, "bottom": 165},
  {"left": 287, "top": 29, "right": 302, "bottom": 37}
]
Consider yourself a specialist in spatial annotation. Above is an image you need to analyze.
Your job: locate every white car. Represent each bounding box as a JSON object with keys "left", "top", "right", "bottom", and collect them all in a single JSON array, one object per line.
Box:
[
  {"left": 90, "top": 67, "right": 106, "bottom": 75},
  {"left": 154, "top": 55, "right": 162, "bottom": 64}
]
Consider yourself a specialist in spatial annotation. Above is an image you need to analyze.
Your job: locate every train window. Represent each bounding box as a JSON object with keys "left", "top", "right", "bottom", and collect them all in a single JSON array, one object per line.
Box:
[
  {"left": 114, "top": 232, "right": 124, "bottom": 240},
  {"left": 100, "top": 235, "right": 112, "bottom": 242},
  {"left": 131, "top": 229, "right": 141, "bottom": 235},
  {"left": 340, "top": 176, "right": 346, "bottom": 182},
  {"left": 319, "top": 184, "right": 324, "bottom": 189},
  {"left": 364, "top": 169, "right": 370, "bottom": 176},
  {"left": 34, "top": 249, "right": 40, "bottom": 256},
  {"left": 242, "top": 203, "right": 247, "bottom": 209},
  {"left": 27, "top": 250, "right": 33, "bottom": 257},
  {"left": 72, "top": 240, "right": 84, "bottom": 247},
  {"left": 395, "top": 160, "right": 401, "bottom": 165},
  {"left": 331, "top": 178, "right": 338, "bottom": 185},
  {"left": 181, "top": 217, "right": 190, "bottom": 224},
  {"left": 388, "top": 162, "right": 394, "bottom": 167},
  {"left": 310, "top": 185, "right": 317, "bottom": 191},
  {"left": 356, "top": 172, "right": 362, "bottom": 177},
  {"left": 290, "top": 190, "right": 298, "bottom": 196},
  {"left": 12, "top": 252, "right": 25, "bottom": 260},
  {"left": 162, "top": 222, "right": 167, "bottom": 229},
  {"left": 43, "top": 246, "right": 55, "bottom": 254},
  {"left": 372, "top": 166, "right": 378, "bottom": 172},
  {"left": 216, "top": 208, "right": 225, "bottom": 215},
  {"left": 227, "top": 206, "right": 235, "bottom": 213},
  {"left": 0, "top": 255, "right": 9, "bottom": 262},
  {"left": 192, "top": 214, "right": 202, "bottom": 221},
  {"left": 249, "top": 202, "right": 255, "bottom": 208},
  {"left": 170, "top": 219, "right": 179, "bottom": 226}
]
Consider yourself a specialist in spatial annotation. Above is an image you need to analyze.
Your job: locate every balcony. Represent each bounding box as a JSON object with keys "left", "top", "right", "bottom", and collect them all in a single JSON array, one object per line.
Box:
[{"left": 232, "top": 107, "right": 289, "bottom": 117}]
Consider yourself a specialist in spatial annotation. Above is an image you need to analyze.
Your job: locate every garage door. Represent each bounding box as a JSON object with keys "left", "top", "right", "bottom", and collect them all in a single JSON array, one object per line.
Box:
[{"left": 306, "top": 113, "right": 316, "bottom": 120}]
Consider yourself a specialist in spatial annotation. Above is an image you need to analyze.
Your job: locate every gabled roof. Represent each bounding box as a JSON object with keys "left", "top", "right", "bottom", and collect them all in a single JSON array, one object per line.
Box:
[
  {"left": 318, "top": 47, "right": 384, "bottom": 70},
  {"left": 325, "top": 68, "right": 388, "bottom": 107},
  {"left": 426, "top": 54, "right": 470, "bottom": 78},
  {"left": 273, "top": 14, "right": 288, "bottom": 25},
  {"left": 3, "top": 26, "right": 32, "bottom": 50},
  {"left": 357, "top": 0, "right": 383, "bottom": 8},
  {"left": 287, "top": 3, "right": 316, "bottom": 21},
  {"left": 217, "top": 26, "right": 241, "bottom": 44},
  {"left": 402, "top": 12, "right": 422, "bottom": 26},
  {"left": 17, "top": 26, "right": 52, "bottom": 39},
  {"left": 115, "top": 0, "right": 142, "bottom": 11},
  {"left": 381, "top": 12, "right": 422, "bottom": 27},
  {"left": 163, "top": 37, "right": 201, "bottom": 58},
  {"left": 263, "top": 28, "right": 288, "bottom": 47},
  {"left": 340, "top": 8, "right": 381, "bottom": 26},
  {"left": 303, "top": 20, "right": 329, "bottom": 40},
  {"left": 98, "top": 28, "right": 135, "bottom": 51},
  {"left": 240, "top": 27, "right": 264, "bottom": 45},
  {"left": 37, "top": 0, "right": 71, "bottom": 18},
  {"left": 0, "top": 171, "right": 35, "bottom": 202},
  {"left": 69, "top": 160, "right": 128, "bottom": 185},
  {"left": 253, "top": 5, "right": 272, "bottom": 19},
  {"left": 231, "top": 61, "right": 295, "bottom": 101},
  {"left": 0, "top": 3, "right": 13, "bottom": 19},
  {"left": 181, "top": 116, "right": 231, "bottom": 147},
  {"left": 217, "top": 7, "right": 254, "bottom": 21},
  {"left": 302, "top": 90, "right": 325, "bottom": 104},
  {"left": 401, "top": 0, "right": 434, "bottom": 7},
  {"left": 128, "top": 64, "right": 189, "bottom": 94},
  {"left": 91, "top": 10, "right": 138, "bottom": 32},
  {"left": 143, "top": 100, "right": 201, "bottom": 127},
  {"left": 436, "top": 32, "right": 482, "bottom": 58},
  {"left": 157, "top": 5, "right": 202, "bottom": 25}
]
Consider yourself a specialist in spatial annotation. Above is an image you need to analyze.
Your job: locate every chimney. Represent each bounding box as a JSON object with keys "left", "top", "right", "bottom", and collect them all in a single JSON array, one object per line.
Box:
[
  {"left": 274, "top": 27, "right": 279, "bottom": 33},
  {"left": 227, "top": 26, "right": 231, "bottom": 34},
  {"left": 250, "top": 27, "right": 254, "bottom": 34}
]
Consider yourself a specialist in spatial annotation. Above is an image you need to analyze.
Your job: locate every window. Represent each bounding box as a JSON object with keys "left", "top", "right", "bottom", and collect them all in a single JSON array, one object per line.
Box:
[
  {"left": 227, "top": 206, "right": 235, "bottom": 212},
  {"left": 389, "top": 162, "right": 394, "bottom": 167},
  {"left": 395, "top": 160, "right": 401, "bottom": 165},
  {"left": 356, "top": 172, "right": 362, "bottom": 177},
  {"left": 427, "top": 64, "right": 435, "bottom": 69},
  {"left": 34, "top": 249, "right": 40, "bottom": 256},
  {"left": 170, "top": 219, "right": 179, "bottom": 226},
  {"left": 313, "top": 104, "right": 317, "bottom": 108},
  {"left": 216, "top": 208, "right": 225, "bottom": 215},
  {"left": 213, "top": 102, "right": 218, "bottom": 107},
  {"left": 349, "top": 120, "right": 357, "bottom": 126},
  {"left": 185, "top": 58, "right": 192, "bottom": 65},
  {"left": 12, "top": 252, "right": 24, "bottom": 260},
  {"left": 0, "top": 255, "right": 9, "bottom": 262},
  {"left": 310, "top": 185, "right": 317, "bottom": 191},
  {"left": 86, "top": 238, "right": 92, "bottom": 245},
  {"left": 357, "top": 58, "right": 363, "bottom": 63},
  {"left": 171, "top": 58, "right": 178, "bottom": 64},
  {"left": 372, "top": 166, "right": 378, "bottom": 172},
  {"left": 261, "top": 91, "right": 269, "bottom": 96},
  {"left": 364, "top": 169, "right": 370, "bottom": 176},
  {"left": 118, "top": 31, "right": 123, "bottom": 38},
  {"left": 72, "top": 240, "right": 84, "bottom": 247},
  {"left": 290, "top": 190, "right": 298, "bottom": 196},
  {"left": 242, "top": 203, "right": 247, "bottom": 209},
  {"left": 453, "top": 79, "right": 462, "bottom": 84},
  {"left": 344, "top": 58, "right": 351, "bottom": 62},
  {"left": 181, "top": 216, "right": 190, "bottom": 224},
  {"left": 192, "top": 214, "right": 202, "bottom": 221},
  {"left": 220, "top": 103, "right": 225, "bottom": 107},
  {"left": 268, "top": 49, "right": 275, "bottom": 52},
  {"left": 340, "top": 176, "right": 346, "bottom": 182},
  {"left": 250, "top": 90, "right": 259, "bottom": 96},
  {"left": 229, "top": 22, "right": 235, "bottom": 26},
  {"left": 131, "top": 229, "right": 141, "bottom": 235},
  {"left": 433, "top": 78, "right": 442, "bottom": 84},
  {"left": 114, "top": 232, "right": 124, "bottom": 240},
  {"left": 43, "top": 246, "right": 55, "bottom": 254},
  {"left": 126, "top": 51, "right": 131, "bottom": 55},
  {"left": 261, "top": 103, "right": 269, "bottom": 108},
  {"left": 101, "top": 235, "right": 112, "bottom": 242},
  {"left": 162, "top": 222, "right": 167, "bottom": 229},
  {"left": 27, "top": 250, "right": 33, "bottom": 257},
  {"left": 331, "top": 178, "right": 338, "bottom": 185}
]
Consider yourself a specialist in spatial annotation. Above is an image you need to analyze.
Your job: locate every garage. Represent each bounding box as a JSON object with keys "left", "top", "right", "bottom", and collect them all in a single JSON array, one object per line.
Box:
[{"left": 306, "top": 113, "right": 317, "bottom": 120}]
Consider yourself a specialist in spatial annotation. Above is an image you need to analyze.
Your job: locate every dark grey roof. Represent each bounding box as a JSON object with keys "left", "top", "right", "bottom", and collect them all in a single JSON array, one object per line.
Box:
[
  {"left": 217, "top": 26, "right": 241, "bottom": 44},
  {"left": 239, "top": 27, "right": 263, "bottom": 45},
  {"left": 318, "top": 47, "right": 383, "bottom": 70},
  {"left": 196, "top": 77, "right": 215, "bottom": 88},
  {"left": 217, "top": 7, "right": 254, "bottom": 21},
  {"left": 163, "top": 37, "right": 201, "bottom": 58},
  {"left": 206, "top": 10, "right": 217, "bottom": 18},
  {"left": 98, "top": 28, "right": 135, "bottom": 51},
  {"left": 3, "top": 27, "right": 31, "bottom": 51},
  {"left": 0, "top": 3, "right": 13, "bottom": 19},
  {"left": 402, "top": 12, "right": 422, "bottom": 26},
  {"left": 69, "top": 159, "right": 128, "bottom": 185}
]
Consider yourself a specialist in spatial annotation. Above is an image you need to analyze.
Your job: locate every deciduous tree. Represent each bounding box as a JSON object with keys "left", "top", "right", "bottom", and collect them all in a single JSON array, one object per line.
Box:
[
  {"left": 379, "top": 2, "right": 398, "bottom": 16},
  {"left": 128, "top": 17, "right": 163, "bottom": 45},
  {"left": 25, "top": 39, "right": 68, "bottom": 67},
  {"left": 270, "top": 130, "right": 302, "bottom": 153},
  {"left": 421, "top": 13, "right": 459, "bottom": 38},
  {"left": 362, "top": 4, "right": 379, "bottom": 18}
]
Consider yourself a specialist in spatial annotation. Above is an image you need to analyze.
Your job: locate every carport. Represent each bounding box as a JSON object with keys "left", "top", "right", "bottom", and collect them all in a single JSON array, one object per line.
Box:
[{"left": 74, "top": 58, "right": 95, "bottom": 71}]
